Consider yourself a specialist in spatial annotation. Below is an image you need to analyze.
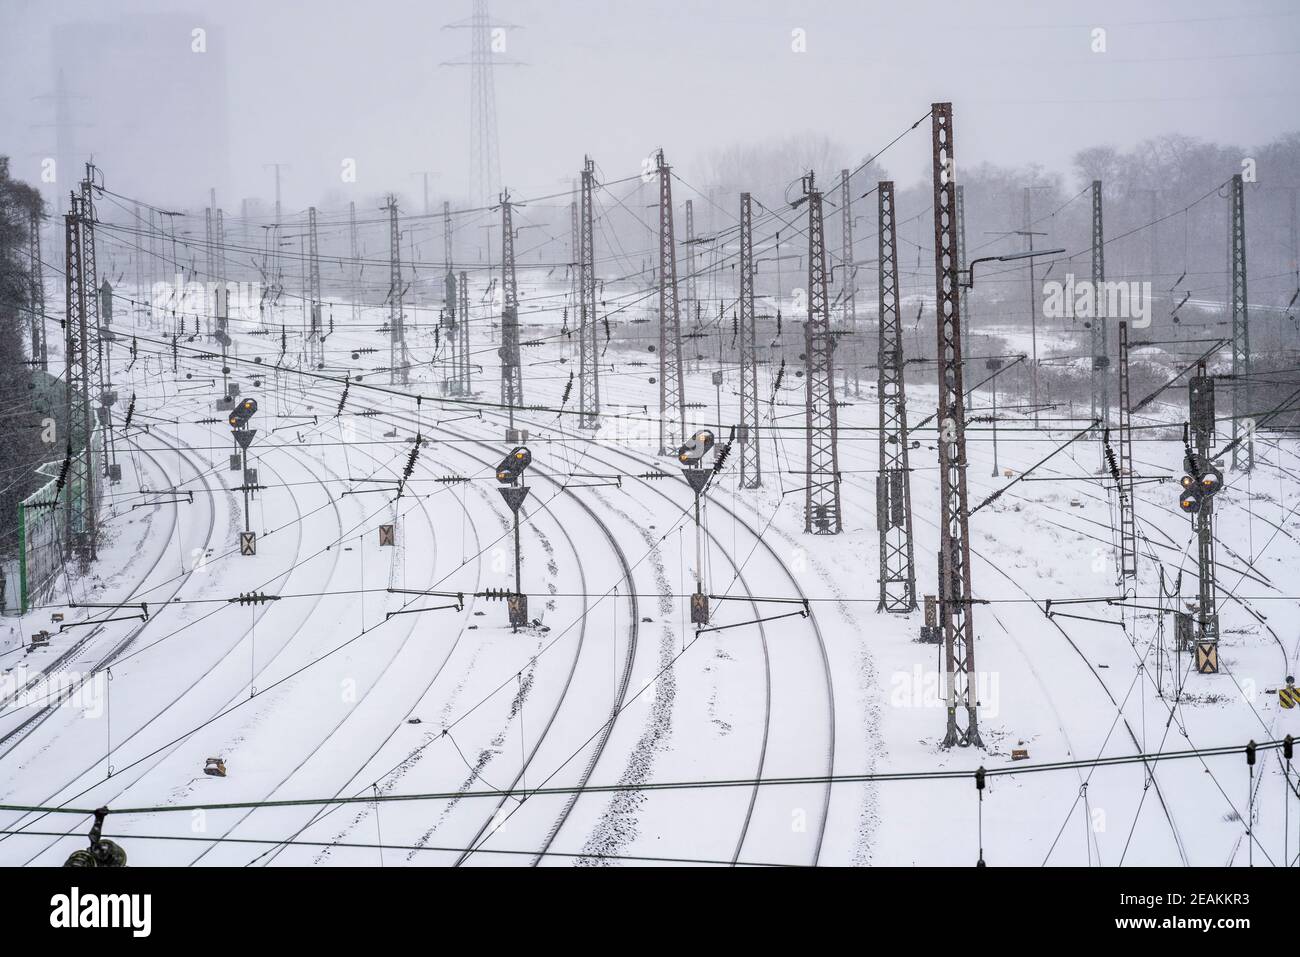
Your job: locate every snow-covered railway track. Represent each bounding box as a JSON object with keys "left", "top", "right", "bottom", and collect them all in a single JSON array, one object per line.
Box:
[
  {"left": 0, "top": 425, "right": 342, "bottom": 864},
  {"left": 0, "top": 429, "right": 218, "bottom": 761},
  {"left": 499, "top": 414, "right": 835, "bottom": 866}
]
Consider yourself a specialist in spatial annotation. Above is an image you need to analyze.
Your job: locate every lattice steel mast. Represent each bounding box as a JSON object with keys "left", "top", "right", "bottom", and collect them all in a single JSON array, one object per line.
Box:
[
  {"left": 458, "top": 270, "right": 471, "bottom": 394},
  {"left": 955, "top": 184, "right": 971, "bottom": 403},
  {"left": 215, "top": 205, "right": 231, "bottom": 403},
  {"left": 1117, "top": 320, "right": 1138, "bottom": 583},
  {"left": 684, "top": 198, "right": 697, "bottom": 333},
  {"left": 307, "top": 205, "right": 324, "bottom": 368},
  {"left": 738, "top": 191, "right": 761, "bottom": 489},
  {"left": 656, "top": 149, "right": 686, "bottom": 455},
  {"left": 578, "top": 157, "right": 600, "bottom": 429},
  {"left": 204, "top": 207, "right": 215, "bottom": 337},
  {"left": 444, "top": 200, "right": 459, "bottom": 393},
  {"left": 1089, "top": 180, "right": 1109, "bottom": 465},
  {"left": 840, "top": 169, "right": 858, "bottom": 395},
  {"left": 350, "top": 201, "right": 360, "bottom": 327},
  {"left": 499, "top": 188, "right": 523, "bottom": 438},
  {"left": 876, "top": 181, "right": 917, "bottom": 611},
  {"left": 1229, "top": 172, "right": 1252, "bottom": 472},
  {"left": 80, "top": 168, "right": 112, "bottom": 489},
  {"left": 29, "top": 205, "right": 47, "bottom": 370},
  {"left": 931, "top": 103, "right": 981, "bottom": 748},
  {"left": 385, "top": 196, "right": 408, "bottom": 385},
  {"left": 802, "top": 172, "right": 842, "bottom": 534},
  {"left": 63, "top": 191, "right": 97, "bottom": 560}
]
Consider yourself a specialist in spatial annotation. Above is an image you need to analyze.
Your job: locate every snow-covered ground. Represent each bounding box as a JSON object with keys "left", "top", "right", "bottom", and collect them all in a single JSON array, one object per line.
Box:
[{"left": 1, "top": 267, "right": 1296, "bottom": 868}]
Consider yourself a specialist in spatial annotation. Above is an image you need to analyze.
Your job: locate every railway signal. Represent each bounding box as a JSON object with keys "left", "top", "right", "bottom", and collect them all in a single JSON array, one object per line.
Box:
[
  {"left": 231, "top": 396, "right": 259, "bottom": 538},
  {"left": 1187, "top": 368, "right": 1219, "bottom": 672},
  {"left": 495, "top": 446, "right": 532, "bottom": 630},
  {"left": 495, "top": 446, "right": 532, "bottom": 484},
  {"left": 228, "top": 397, "right": 257, "bottom": 429},
  {"left": 679, "top": 429, "right": 715, "bottom": 625},
  {"left": 677, "top": 428, "right": 714, "bottom": 467},
  {"left": 1177, "top": 458, "right": 1222, "bottom": 513}
]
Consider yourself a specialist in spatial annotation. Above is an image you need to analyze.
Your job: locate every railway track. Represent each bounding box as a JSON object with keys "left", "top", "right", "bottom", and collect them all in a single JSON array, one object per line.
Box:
[
  {"left": 0, "top": 427, "right": 219, "bottom": 763},
  {"left": 500, "top": 407, "right": 836, "bottom": 865}
]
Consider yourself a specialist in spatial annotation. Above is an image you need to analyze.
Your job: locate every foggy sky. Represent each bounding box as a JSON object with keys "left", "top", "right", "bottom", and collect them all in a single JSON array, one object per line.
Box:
[{"left": 3, "top": 0, "right": 1298, "bottom": 212}]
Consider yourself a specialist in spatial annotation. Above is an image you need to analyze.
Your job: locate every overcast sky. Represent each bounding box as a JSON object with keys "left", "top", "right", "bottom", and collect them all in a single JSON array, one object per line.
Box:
[{"left": 3, "top": 0, "right": 1298, "bottom": 211}]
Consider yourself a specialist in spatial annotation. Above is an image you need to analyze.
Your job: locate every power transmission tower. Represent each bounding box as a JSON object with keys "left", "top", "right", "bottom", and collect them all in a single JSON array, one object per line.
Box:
[
  {"left": 443, "top": 0, "right": 520, "bottom": 203},
  {"left": 499, "top": 188, "right": 523, "bottom": 439},
  {"left": 307, "top": 206, "right": 324, "bottom": 368},
  {"left": 458, "top": 269, "right": 471, "bottom": 394},
  {"left": 738, "top": 191, "right": 761, "bottom": 489},
  {"left": 32, "top": 69, "right": 91, "bottom": 226},
  {"left": 655, "top": 149, "right": 686, "bottom": 455},
  {"left": 802, "top": 172, "right": 842, "bottom": 535},
  {"left": 1229, "top": 173, "right": 1252, "bottom": 472},
  {"left": 63, "top": 192, "right": 97, "bottom": 560},
  {"left": 384, "top": 196, "right": 408, "bottom": 385},
  {"left": 578, "top": 157, "right": 599, "bottom": 429},
  {"left": 29, "top": 205, "right": 47, "bottom": 370},
  {"left": 930, "top": 103, "right": 981, "bottom": 748},
  {"left": 955, "top": 184, "right": 970, "bottom": 403},
  {"left": 876, "top": 181, "right": 917, "bottom": 611},
  {"left": 1089, "top": 180, "right": 1109, "bottom": 466},
  {"left": 1116, "top": 320, "right": 1137, "bottom": 584}
]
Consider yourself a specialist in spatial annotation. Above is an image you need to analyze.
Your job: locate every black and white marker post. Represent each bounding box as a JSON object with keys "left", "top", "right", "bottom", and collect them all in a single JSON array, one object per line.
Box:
[
  {"left": 678, "top": 429, "right": 716, "bottom": 626},
  {"left": 495, "top": 446, "right": 532, "bottom": 631}
]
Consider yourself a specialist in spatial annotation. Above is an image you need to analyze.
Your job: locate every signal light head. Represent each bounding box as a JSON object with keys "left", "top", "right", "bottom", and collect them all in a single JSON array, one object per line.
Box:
[
  {"left": 677, "top": 430, "right": 716, "bottom": 466},
  {"left": 229, "top": 397, "right": 258, "bottom": 428},
  {"left": 1179, "top": 490, "right": 1201, "bottom": 513},
  {"left": 495, "top": 446, "right": 532, "bottom": 484},
  {"left": 1180, "top": 474, "right": 1195, "bottom": 490}
]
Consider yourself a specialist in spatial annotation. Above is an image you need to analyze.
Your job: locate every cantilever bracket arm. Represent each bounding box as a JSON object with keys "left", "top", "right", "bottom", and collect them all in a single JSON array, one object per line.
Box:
[{"left": 962, "top": 248, "right": 1066, "bottom": 289}]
